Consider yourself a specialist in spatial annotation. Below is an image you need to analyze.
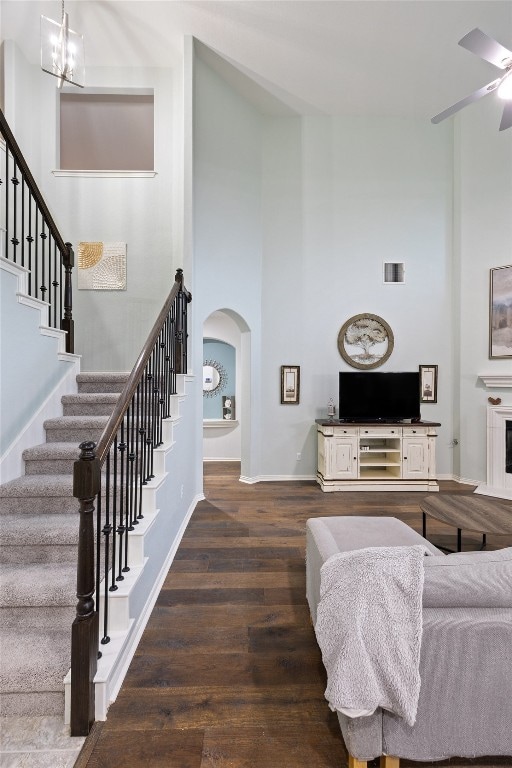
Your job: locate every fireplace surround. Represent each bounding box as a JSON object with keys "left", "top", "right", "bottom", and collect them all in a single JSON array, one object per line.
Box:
[{"left": 476, "top": 404, "right": 512, "bottom": 500}]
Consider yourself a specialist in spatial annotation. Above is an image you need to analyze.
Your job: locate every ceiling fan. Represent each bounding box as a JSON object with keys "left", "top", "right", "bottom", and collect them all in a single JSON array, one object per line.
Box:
[{"left": 432, "top": 28, "right": 512, "bottom": 131}]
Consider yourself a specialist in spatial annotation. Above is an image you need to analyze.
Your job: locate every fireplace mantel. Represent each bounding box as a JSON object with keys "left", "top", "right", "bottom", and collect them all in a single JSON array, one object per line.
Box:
[{"left": 478, "top": 374, "right": 512, "bottom": 388}]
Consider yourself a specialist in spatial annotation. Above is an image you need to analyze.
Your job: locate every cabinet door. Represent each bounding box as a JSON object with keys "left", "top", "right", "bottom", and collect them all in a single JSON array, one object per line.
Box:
[
  {"left": 402, "top": 436, "right": 428, "bottom": 478},
  {"left": 329, "top": 436, "right": 358, "bottom": 479}
]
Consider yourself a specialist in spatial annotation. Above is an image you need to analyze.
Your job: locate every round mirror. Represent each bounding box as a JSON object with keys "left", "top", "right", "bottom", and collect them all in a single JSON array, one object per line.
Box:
[
  {"left": 202, "top": 359, "right": 227, "bottom": 397},
  {"left": 203, "top": 365, "right": 220, "bottom": 392}
]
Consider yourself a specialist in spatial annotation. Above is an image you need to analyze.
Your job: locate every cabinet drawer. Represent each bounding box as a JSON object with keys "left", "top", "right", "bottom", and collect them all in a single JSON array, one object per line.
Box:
[
  {"left": 332, "top": 426, "right": 358, "bottom": 436},
  {"left": 402, "top": 426, "right": 428, "bottom": 436},
  {"left": 359, "top": 427, "right": 400, "bottom": 437}
]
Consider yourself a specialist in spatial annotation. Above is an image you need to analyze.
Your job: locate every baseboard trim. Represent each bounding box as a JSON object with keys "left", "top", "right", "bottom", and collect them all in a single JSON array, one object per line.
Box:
[{"left": 240, "top": 474, "right": 317, "bottom": 484}]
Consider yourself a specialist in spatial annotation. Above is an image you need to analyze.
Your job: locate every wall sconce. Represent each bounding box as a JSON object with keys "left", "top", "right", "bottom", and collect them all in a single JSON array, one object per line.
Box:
[{"left": 41, "top": 1, "right": 84, "bottom": 88}]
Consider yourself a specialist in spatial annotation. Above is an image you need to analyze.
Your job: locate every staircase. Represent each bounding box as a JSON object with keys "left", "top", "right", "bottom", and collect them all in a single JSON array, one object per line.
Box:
[{"left": 0, "top": 373, "right": 128, "bottom": 716}]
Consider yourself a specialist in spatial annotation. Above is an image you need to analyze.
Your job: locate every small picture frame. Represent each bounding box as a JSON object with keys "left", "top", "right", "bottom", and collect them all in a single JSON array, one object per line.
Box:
[
  {"left": 419, "top": 365, "right": 438, "bottom": 403},
  {"left": 222, "top": 396, "right": 235, "bottom": 420},
  {"left": 281, "top": 365, "right": 300, "bottom": 404}
]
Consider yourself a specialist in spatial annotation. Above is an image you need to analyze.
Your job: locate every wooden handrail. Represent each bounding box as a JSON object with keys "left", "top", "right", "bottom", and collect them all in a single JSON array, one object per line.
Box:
[
  {"left": 71, "top": 267, "right": 191, "bottom": 736},
  {"left": 95, "top": 268, "right": 191, "bottom": 465},
  {"left": 0, "top": 108, "right": 69, "bottom": 256}
]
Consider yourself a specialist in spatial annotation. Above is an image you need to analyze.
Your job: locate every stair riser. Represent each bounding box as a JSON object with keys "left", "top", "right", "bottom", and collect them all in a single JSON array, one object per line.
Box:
[
  {"left": 45, "top": 427, "right": 106, "bottom": 442},
  {"left": 0, "top": 545, "right": 77, "bottom": 565},
  {"left": 0, "top": 497, "right": 77, "bottom": 515},
  {"left": 78, "top": 382, "right": 127, "bottom": 393},
  {"left": 0, "top": 606, "right": 74, "bottom": 630},
  {"left": 25, "top": 459, "right": 80, "bottom": 475},
  {"left": 0, "top": 692, "right": 64, "bottom": 717},
  {"left": 63, "top": 402, "right": 119, "bottom": 416}
]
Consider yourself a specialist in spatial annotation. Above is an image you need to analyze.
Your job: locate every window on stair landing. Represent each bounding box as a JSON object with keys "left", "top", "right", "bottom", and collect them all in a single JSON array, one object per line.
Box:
[{"left": 59, "top": 91, "right": 154, "bottom": 171}]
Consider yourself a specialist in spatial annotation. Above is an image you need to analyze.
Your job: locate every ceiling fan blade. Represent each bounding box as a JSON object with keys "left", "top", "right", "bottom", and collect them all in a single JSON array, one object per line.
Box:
[
  {"left": 431, "top": 79, "right": 500, "bottom": 124},
  {"left": 499, "top": 100, "right": 512, "bottom": 131},
  {"left": 458, "top": 28, "right": 512, "bottom": 69}
]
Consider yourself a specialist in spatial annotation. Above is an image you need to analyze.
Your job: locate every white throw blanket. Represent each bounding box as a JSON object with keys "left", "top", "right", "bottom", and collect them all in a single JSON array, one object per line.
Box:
[{"left": 314, "top": 545, "right": 429, "bottom": 727}]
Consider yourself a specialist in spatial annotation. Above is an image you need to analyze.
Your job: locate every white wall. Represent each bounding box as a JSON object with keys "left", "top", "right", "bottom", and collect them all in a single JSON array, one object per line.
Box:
[
  {"left": 0, "top": 267, "right": 76, "bottom": 456},
  {"left": 193, "top": 44, "right": 512, "bottom": 484},
  {"left": 3, "top": 42, "right": 186, "bottom": 373},
  {"left": 455, "top": 100, "right": 512, "bottom": 485},
  {"left": 193, "top": 55, "right": 263, "bottom": 480},
  {"left": 259, "top": 115, "right": 455, "bottom": 478}
]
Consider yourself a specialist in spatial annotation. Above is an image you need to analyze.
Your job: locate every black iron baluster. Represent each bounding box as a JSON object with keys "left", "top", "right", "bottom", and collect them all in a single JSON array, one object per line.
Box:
[
  {"left": 11, "top": 161, "right": 19, "bottom": 263},
  {"left": 34, "top": 208, "right": 39, "bottom": 299},
  {"left": 122, "top": 409, "right": 131, "bottom": 574},
  {"left": 128, "top": 398, "right": 136, "bottom": 529},
  {"left": 141, "top": 365, "right": 148, "bottom": 485},
  {"left": 149, "top": 349, "right": 156, "bottom": 480},
  {"left": 40, "top": 221, "right": 47, "bottom": 310},
  {"left": 101, "top": 453, "right": 112, "bottom": 644},
  {"left": 20, "top": 178, "right": 25, "bottom": 268},
  {"left": 109, "top": 435, "right": 118, "bottom": 594},
  {"left": 116, "top": 424, "right": 126, "bottom": 582},
  {"left": 52, "top": 240, "right": 59, "bottom": 329},
  {"left": 4, "top": 147, "right": 8, "bottom": 259},
  {"left": 170, "top": 307, "right": 176, "bottom": 396},
  {"left": 163, "top": 314, "right": 170, "bottom": 417},
  {"left": 136, "top": 382, "right": 144, "bottom": 521},
  {"left": 156, "top": 334, "right": 163, "bottom": 447},
  {"left": 27, "top": 196, "right": 33, "bottom": 295}
]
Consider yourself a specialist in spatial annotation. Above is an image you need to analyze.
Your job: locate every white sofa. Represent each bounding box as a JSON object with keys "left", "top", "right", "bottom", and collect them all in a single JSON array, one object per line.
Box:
[{"left": 306, "top": 516, "right": 512, "bottom": 768}]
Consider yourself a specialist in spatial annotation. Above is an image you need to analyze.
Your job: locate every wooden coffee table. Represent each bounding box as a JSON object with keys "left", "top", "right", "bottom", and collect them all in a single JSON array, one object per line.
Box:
[{"left": 420, "top": 494, "right": 512, "bottom": 552}]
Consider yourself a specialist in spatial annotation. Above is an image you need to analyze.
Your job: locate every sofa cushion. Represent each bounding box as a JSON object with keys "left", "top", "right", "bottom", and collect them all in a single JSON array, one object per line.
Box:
[{"left": 423, "top": 547, "right": 512, "bottom": 608}]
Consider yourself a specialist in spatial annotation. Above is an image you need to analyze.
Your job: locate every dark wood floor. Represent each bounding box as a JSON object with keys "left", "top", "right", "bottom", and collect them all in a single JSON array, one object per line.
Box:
[{"left": 79, "top": 464, "right": 512, "bottom": 768}]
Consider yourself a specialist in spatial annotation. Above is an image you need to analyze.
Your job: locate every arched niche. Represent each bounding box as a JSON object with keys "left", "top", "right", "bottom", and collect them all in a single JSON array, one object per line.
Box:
[{"left": 202, "top": 309, "right": 250, "bottom": 470}]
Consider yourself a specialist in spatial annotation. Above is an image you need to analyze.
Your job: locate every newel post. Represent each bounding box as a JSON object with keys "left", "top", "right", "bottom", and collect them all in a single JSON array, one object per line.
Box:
[
  {"left": 71, "top": 441, "right": 101, "bottom": 736},
  {"left": 62, "top": 242, "right": 74, "bottom": 354}
]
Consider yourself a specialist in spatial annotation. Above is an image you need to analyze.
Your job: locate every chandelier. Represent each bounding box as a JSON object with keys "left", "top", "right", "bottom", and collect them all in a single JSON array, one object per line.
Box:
[{"left": 41, "top": 0, "right": 84, "bottom": 88}]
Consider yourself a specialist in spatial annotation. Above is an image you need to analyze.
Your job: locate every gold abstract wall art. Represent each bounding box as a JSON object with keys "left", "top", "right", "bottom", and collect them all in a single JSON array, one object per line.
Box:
[{"left": 77, "top": 242, "right": 127, "bottom": 290}]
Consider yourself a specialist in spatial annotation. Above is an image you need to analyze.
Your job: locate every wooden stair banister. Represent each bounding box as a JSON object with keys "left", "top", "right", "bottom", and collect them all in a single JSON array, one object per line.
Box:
[{"left": 71, "top": 268, "right": 191, "bottom": 736}]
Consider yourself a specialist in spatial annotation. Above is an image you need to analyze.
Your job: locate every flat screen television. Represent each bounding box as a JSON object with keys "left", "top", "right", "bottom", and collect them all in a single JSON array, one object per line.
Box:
[{"left": 339, "top": 371, "right": 420, "bottom": 422}]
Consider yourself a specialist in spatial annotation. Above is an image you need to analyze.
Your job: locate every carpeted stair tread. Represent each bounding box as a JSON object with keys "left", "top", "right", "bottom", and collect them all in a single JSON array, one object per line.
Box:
[
  {"left": 77, "top": 372, "right": 130, "bottom": 393},
  {"left": 0, "top": 513, "right": 78, "bottom": 564},
  {"left": 44, "top": 415, "right": 110, "bottom": 429},
  {"left": 0, "top": 474, "right": 74, "bottom": 498},
  {"left": 0, "top": 692, "right": 65, "bottom": 717},
  {"left": 44, "top": 415, "right": 109, "bottom": 443},
  {"left": 23, "top": 442, "right": 81, "bottom": 460},
  {"left": 62, "top": 392, "right": 120, "bottom": 416},
  {"left": 0, "top": 370, "right": 132, "bottom": 719},
  {"left": 0, "top": 627, "right": 71, "bottom": 693},
  {"left": 0, "top": 606, "right": 74, "bottom": 631},
  {"left": 0, "top": 563, "right": 75, "bottom": 607},
  {"left": 0, "top": 513, "right": 78, "bottom": 546}
]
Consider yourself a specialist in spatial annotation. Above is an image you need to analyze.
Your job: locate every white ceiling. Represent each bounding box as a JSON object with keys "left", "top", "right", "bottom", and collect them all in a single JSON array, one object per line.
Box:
[{"left": 2, "top": 0, "right": 512, "bottom": 119}]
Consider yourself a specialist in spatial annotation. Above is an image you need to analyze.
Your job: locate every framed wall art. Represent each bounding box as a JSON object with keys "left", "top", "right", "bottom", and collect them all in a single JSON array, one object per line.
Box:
[
  {"left": 77, "top": 241, "right": 126, "bottom": 290},
  {"left": 337, "top": 313, "right": 394, "bottom": 370},
  {"left": 489, "top": 264, "right": 512, "bottom": 359},
  {"left": 281, "top": 365, "right": 300, "bottom": 404},
  {"left": 419, "top": 365, "right": 438, "bottom": 403}
]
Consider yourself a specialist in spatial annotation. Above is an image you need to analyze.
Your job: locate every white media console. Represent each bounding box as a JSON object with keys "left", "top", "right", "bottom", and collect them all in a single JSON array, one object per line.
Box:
[{"left": 316, "top": 420, "right": 440, "bottom": 492}]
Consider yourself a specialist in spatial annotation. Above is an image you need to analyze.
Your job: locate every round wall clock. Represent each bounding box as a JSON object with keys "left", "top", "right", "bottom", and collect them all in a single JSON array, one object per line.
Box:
[{"left": 337, "top": 313, "right": 394, "bottom": 370}]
